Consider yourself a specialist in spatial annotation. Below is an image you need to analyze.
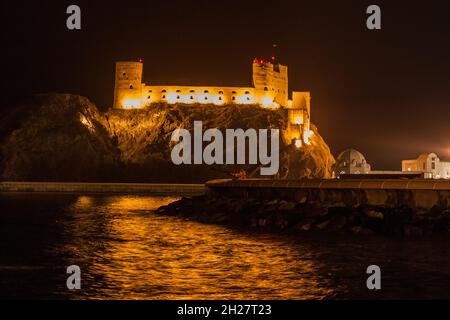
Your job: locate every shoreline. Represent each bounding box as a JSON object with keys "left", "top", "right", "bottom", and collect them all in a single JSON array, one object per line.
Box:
[
  {"left": 0, "top": 181, "right": 205, "bottom": 196},
  {"left": 3, "top": 179, "right": 449, "bottom": 236}
]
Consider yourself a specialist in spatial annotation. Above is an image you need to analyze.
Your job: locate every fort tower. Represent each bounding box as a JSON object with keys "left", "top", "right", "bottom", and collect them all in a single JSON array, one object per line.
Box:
[
  {"left": 252, "top": 58, "right": 288, "bottom": 107},
  {"left": 113, "top": 61, "right": 144, "bottom": 108}
]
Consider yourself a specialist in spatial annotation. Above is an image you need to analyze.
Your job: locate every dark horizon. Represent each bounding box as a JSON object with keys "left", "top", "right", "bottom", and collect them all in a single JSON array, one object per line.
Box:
[{"left": 2, "top": 0, "right": 450, "bottom": 170}]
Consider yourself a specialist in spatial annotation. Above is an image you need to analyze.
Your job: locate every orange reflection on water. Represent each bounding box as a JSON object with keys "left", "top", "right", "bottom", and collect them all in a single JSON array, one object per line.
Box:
[{"left": 63, "top": 195, "right": 337, "bottom": 300}]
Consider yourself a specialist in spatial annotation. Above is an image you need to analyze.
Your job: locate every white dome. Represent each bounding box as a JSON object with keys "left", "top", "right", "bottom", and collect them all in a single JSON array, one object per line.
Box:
[
  {"left": 334, "top": 149, "right": 371, "bottom": 176},
  {"left": 336, "top": 149, "right": 367, "bottom": 164}
]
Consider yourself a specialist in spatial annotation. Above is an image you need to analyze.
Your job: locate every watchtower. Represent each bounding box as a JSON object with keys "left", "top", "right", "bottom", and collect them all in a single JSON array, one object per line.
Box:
[
  {"left": 113, "top": 61, "right": 144, "bottom": 108},
  {"left": 252, "top": 58, "right": 288, "bottom": 107}
]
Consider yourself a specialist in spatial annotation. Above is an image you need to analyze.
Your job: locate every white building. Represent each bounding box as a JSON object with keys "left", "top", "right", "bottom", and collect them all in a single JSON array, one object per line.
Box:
[{"left": 402, "top": 153, "right": 450, "bottom": 179}]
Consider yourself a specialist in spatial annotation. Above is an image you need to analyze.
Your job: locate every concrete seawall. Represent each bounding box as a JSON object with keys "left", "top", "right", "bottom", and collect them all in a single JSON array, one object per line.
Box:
[
  {"left": 0, "top": 182, "right": 205, "bottom": 196},
  {"left": 206, "top": 179, "right": 450, "bottom": 210}
]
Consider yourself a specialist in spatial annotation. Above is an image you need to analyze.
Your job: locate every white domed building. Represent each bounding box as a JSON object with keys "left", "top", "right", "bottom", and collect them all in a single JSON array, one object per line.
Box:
[{"left": 333, "top": 149, "right": 371, "bottom": 178}]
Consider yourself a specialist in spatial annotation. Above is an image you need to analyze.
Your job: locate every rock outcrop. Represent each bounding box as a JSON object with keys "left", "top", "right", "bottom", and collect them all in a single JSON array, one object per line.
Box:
[
  {"left": 0, "top": 94, "right": 119, "bottom": 181},
  {"left": 0, "top": 94, "right": 335, "bottom": 182}
]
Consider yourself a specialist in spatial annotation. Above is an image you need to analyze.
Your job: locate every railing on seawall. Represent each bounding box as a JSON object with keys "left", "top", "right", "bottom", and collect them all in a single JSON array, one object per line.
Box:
[
  {"left": 0, "top": 181, "right": 205, "bottom": 196},
  {"left": 206, "top": 179, "right": 450, "bottom": 210}
]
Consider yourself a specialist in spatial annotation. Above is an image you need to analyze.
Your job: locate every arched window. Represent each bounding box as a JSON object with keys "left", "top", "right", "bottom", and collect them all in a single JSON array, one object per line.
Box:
[
  {"left": 177, "top": 96, "right": 180, "bottom": 99},
  {"left": 176, "top": 90, "right": 181, "bottom": 93},
  {"left": 232, "top": 96, "right": 236, "bottom": 101},
  {"left": 232, "top": 91, "right": 237, "bottom": 94},
  {"left": 205, "top": 97, "right": 208, "bottom": 100},
  {"left": 162, "top": 95, "right": 166, "bottom": 99},
  {"left": 161, "top": 89, "right": 167, "bottom": 93},
  {"left": 218, "top": 91, "right": 224, "bottom": 94},
  {"left": 264, "top": 87, "right": 268, "bottom": 91},
  {"left": 245, "top": 91, "right": 250, "bottom": 94},
  {"left": 190, "top": 90, "right": 195, "bottom": 93},
  {"left": 148, "top": 90, "right": 152, "bottom": 93},
  {"left": 219, "top": 97, "right": 222, "bottom": 101},
  {"left": 247, "top": 97, "right": 251, "bottom": 101},
  {"left": 204, "top": 90, "right": 209, "bottom": 93},
  {"left": 190, "top": 96, "right": 194, "bottom": 100},
  {"left": 129, "top": 85, "right": 134, "bottom": 89},
  {"left": 147, "top": 96, "right": 151, "bottom": 99}
]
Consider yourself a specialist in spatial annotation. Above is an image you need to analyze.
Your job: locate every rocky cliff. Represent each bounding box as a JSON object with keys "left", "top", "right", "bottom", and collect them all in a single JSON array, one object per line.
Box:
[
  {"left": 0, "top": 94, "right": 119, "bottom": 181},
  {"left": 0, "top": 94, "right": 335, "bottom": 182}
]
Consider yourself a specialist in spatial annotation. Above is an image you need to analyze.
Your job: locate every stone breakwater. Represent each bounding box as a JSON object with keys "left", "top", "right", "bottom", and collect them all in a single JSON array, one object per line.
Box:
[{"left": 155, "top": 195, "right": 450, "bottom": 236}]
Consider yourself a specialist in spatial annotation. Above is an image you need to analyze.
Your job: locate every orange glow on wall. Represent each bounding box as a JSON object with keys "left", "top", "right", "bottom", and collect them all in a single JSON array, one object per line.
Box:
[
  {"left": 123, "top": 98, "right": 142, "bottom": 109},
  {"left": 304, "top": 130, "right": 314, "bottom": 145}
]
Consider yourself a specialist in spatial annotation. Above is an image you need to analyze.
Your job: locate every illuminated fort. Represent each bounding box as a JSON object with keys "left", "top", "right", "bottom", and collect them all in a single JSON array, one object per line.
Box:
[{"left": 113, "top": 58, "right": 313, "bottom": 146}]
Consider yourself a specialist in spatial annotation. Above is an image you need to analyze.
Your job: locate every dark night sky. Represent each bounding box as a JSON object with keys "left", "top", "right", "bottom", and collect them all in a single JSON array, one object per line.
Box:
[{"left": 1, "top": 0, "right": 449, "bottom": 169}]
